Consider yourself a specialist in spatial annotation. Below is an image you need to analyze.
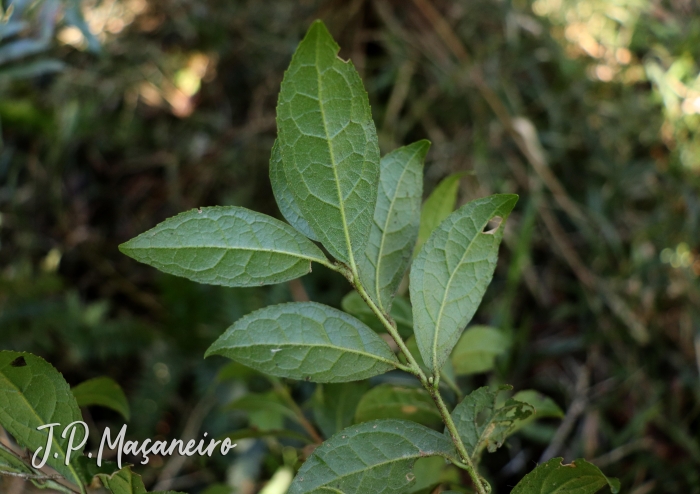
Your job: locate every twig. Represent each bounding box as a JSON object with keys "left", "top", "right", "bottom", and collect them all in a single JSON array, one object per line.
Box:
[
  {"left": 0, "top": 471, "right": 63, "bottom": 481},
  {"left": 268, "top": 377, "right": 324, "bottom": 445}
]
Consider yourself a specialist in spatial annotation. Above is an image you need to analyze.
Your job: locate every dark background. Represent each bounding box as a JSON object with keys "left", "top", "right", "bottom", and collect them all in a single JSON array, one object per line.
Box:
[{"left": 1, "top": 0, "right": 699, "bottom": 492}]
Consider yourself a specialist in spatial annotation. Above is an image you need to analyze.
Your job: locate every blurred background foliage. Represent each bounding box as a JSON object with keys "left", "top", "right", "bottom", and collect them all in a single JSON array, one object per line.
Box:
[{"left": 1, "top": 0, "right": 699, "bottom": 492}]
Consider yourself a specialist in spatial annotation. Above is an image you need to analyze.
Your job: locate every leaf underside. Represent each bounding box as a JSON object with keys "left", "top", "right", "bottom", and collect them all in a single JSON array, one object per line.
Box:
[
  {"left": 205, "top": 302, "right": 399, "bottom": 382},
  {"left": 276, "top": 20, "right": 380, "bottom": 266},
  {"left": 270, "top": 139, "right": 319, "bottom": 241},
  {"left": 119, "top": 206, "right": 328, "bottom": 287},
  {"left": 410, "top": 194, "right": 518, "bottom": 374},
  {"left": 0, "top": 351, "right": 85, "bottom": 487},
  {"left": 359, "top": 140, "right": 428, "bottom": 310},
  {"left": 512, "top": 457, "right": 621, "bottom": 494},
  {"left": 288, "top": 419, "right": 459, "bottom": 494}
]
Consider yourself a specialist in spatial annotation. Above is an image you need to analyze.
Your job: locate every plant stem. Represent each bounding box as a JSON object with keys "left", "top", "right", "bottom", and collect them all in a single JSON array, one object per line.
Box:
[
  {"left": 351, "top": 277, "right": 488, "bottom": 494},
  {"left": 269, "top": 377, "right": 324, "bottom": 444}
]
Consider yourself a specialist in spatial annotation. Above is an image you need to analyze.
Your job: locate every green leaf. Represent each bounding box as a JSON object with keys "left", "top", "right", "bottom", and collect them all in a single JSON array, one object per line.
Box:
[
  {"left": 513, "top": 390, "right": 564, "bottom": 419},
  {"left": 206, "top": 302, "right": 400, "bottom": 382},
  {"left": 415, "top": 172, "right": 465, "bottom": 257},
  {"left": 512, "top": 458, "right": 621, "bottom": 494},
  {"left": 360, "top": 140, "right": 429, "bottom": 310},
  {"left": 72, "top": 377, "right": 131, "bottom": 421},
  {"left": 510, "top": 389, "right": 564, "bottom": 434},
  {"left": 269, "top": 139, "right": 319, "bottom": 241},
  {"left": 341, "top": 290, "right": 413, "bottom": 337},
  {"left": 288, "top": 419, "right": 459, "bottom": 493},
  {"left": 276, "top": 20, "right": 380, "bottom": 267},
  {"left": 451, "top": 326, "right": 511, "bottom": 376},
  {"left": 410, "top": 194, "right": 518, "bottom": 375},
  {"left": 98, "top": 465, "right": 182, "bottom": 494},
  {"left": 75, "top": 456, "right": 121, "bottom": 487},
  {"left": 119, "top": 206, "right": 329, "bottom": 287},
  {"left": 354, "top": 384, "right": 443, "bottom": 429},
  {"left": 405, "top": 456, "right": 449, "bottom": 494},
  {"left": 449, "top": 385, "right": 534, "bottom": 461},
  {"left": 0, "top": 351, "right": 85, "bottom": 488},
  {"left": 313, "top": 382, "right": 368, "bottom": 438}
]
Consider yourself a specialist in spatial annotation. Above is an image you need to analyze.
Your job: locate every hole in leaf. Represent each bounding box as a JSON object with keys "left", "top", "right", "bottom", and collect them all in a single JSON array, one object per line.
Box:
[
  {"left": 10, "top": 356, "right": 27, "bottom": 367},
  {"left": 475, "top": 409, "right": 490, "bottom": 426},
  {"left": 482, "top": 216, "right": 503, "bottom": 235}
]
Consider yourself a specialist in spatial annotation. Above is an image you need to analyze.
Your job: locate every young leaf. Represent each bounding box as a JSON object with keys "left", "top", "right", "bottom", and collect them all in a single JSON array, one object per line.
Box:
[
  {"left": 276, "top": 20, "right": 380, "bottom": 268},
  {"left": 72, "top": 376, "right": 131, "bottom": 421},
  {"left": 269, "top": 139, "right": 319, "bottom": 241},
  {"left": 451, "top": 326, "right": 511, "bottom": 376},
  {"left": 449, "top": 385, "right": 534, "bottom": 461},
  {"left": 410, "top": 194, "right": 518, "bottom": 375},
  {"left": 287, "top": 419, "right": 459, "bottom": 494},
  {"left": 512, "top": 458, "right": 621, "bottom": 494},
  {"left": 205, "top": 302, "right": 400, "bottom": 382},
  {"left": 119, "top": 206, "right": 330, "bottom": 287},
  {"left": 313, "top": 382, "right": 368, "bottom": 438},
  {"left": 360, "top": 140, "right": 429, "bottom": 310},
  {"left": 354, "top": 384, "right": 443, "bottom": 429},
  {"left": 341, "top": 290, "right": 413, "bottom": 337},
  {"left": 98, "top": 465, "right": 187, "bottom": 494},
  {"left": 415, "top": 172, "right": 465, "bottom": 256},
  {"left": 0, "top": 351, "right": 85, "bottom": 488}
]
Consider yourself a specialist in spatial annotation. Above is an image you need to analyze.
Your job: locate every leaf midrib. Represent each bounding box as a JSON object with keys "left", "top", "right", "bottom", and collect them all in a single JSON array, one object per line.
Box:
[
  {"left": 215, "top": 342, "right": 398, "bottom": 368},
  {"left": 126, "top": 244, "right": 323, "bottom": 264},
  {"left": 374, "top": 146, "right": 422, "bottom": 309},
  {"left": 0, "top": 367, "right": 83, "bottom": 488},
  {"left": 314, "top": 31, "right": 357, "bottom": 274}
]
